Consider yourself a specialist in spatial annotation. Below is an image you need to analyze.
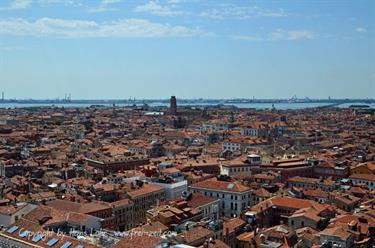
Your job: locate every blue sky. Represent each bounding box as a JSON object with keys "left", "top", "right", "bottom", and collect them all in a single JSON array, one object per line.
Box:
[{"left": 0, "top": 0, "right": 374, "bottom": 99}]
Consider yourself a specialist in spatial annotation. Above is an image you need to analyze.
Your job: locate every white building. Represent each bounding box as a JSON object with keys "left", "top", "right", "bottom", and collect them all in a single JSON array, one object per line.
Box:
[
  {"left": 189, "top": 177, "right": 252, "bottom": 217},
  {"left": 222, "top": 141, "right": 242, "bottom": 152},
  {"left": 202, "top": 122, "right": 229, "bottom": 132},
  {"left": 150, "top": 180, "right": 188, "bottom": 200},
  {"left": 220, "top": 161, "right": 252, "bottom": 177},
  {"left": 220, "top": 154, "right": 261, "bottom": 176},
  {"left": 349, "top": 174, "right": 375, "bottom": 190},
  {"left": 222, "top": 139, "right": 266, "bottom": 153},
  {"left": 240, "top": 127, "right": 268, "bottom": 137}
]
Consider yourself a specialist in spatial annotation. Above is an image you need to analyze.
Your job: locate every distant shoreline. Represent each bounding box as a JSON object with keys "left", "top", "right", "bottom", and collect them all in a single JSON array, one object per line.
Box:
[
  {"left": 0, "top": 98, "right": 374, "bottom": 104},
  {"left": 0, "top": 101, "right": 374, "bottom": 110}
]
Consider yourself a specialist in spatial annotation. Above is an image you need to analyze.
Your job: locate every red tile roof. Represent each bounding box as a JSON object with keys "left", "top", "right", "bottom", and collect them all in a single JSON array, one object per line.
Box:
[{"left": 191, "top": 178, "right": 250, "bottom": 193}]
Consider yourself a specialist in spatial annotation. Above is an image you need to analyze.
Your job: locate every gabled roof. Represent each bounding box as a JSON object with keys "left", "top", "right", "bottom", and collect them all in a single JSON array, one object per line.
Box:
[
  {"left": 190, "top": 178, "right": 250, "bottom": 193},
  {"left": 251, "top": 196, "right": 328, "bottom": 213}
]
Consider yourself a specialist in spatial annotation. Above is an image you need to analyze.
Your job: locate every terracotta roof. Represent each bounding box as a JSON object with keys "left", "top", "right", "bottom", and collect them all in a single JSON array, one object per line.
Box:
[
  {"left": 0, "top": 204, "right": 26, "bottom": 215},
  {"left": 303, "top": 189, "right": 329, "bottom": 198},
  {"left": 289, "top": 207, "right": 321, "bottom": 222},
  {"left": 223, "top": 218, "right": 246, "bottom": 234},
  {"left": 349, "top": 173, "right": 375, "bottom": 181},
  {"left": 352, "top": 162, "right": 375, "bottom": 172},
  {"left": 221, "top": 160, "right": 249, "bottom": 167},
  {"left": 186, "top": 192, "right": 219, "bottom": 209},
  {"left": 46, "top": 199, "right": 111, "bottom": 214},
  {"left": 254, "top": 188, "right": 271, "bottom": 198},
  {"left": 177, "top": 226, "right": 213, "bottom": 244},
  {"left": 134, "top": 221, "right": 169, "bottom": 233},
  {"left": 191, "top": 178, "right": 250, "bottom": 193},
  {"left": 319, "top": 226, "right": 354, "bottom": 241},
  {"left": 127, "top": 184, "right": 164, "bottom": 199},
  {"left": 66, "top": 212, "right": 93, "bottom": 225},
  {"left": 113, "top": 235, "right": 165, "bottom": 248},
  {"left": 112, "top": 199, "right": 133, "bottom": 208},
  {"left": 236, "top": 231, "right": 255, "bottom": 242},
  {"left": 251, "top": 196, "right": 327, "bottom": 213},
  {"left": 331, "top": 214, "right": 374, "bottom": 235},
  {"left": 160, "top": 167, "right": 181, "bottom": 174},
  {"left": 335, "top": 194, "right": 361, "bottom": 205},
  {"left": 288, "top": 176, "right": 334, "bottom": 186}
]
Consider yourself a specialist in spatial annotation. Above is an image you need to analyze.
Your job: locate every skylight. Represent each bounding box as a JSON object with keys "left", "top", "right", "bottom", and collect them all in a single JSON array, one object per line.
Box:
[
  {"left": 6, "top": 226, "right": 19, "bottom": 233},
  {"left": 47, "top": 238, "right": 59, "bottom": 247},
  {"left": 61, "top": 242, "right": 72, "bottom": 248},
  {"left": 32, "top": 234, "right": 44, "bottom": 243},
  {"left": 19, "top": 230, "right": 31, "bottom": 238}
]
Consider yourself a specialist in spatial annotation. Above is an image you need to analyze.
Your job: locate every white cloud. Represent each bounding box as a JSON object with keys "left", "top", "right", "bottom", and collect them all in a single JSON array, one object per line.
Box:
[
  {"left": 38, "top": 0, "right": 82, "bottom": 7},
  {"left": 232, "top": 29, "right": 315, "bottom": 42},
  {"left": 200, "top": 4, "right": 286, "bottom": 19},
  {"left": 231, "top": 35, "right": 261, "bottom": 41},
  {"left": 101, "top": 0, "right": 122, "bottom": 4},
  {"left": 167, "top": 0, "right": 192, "bottom": 3},
  {"left": 0, "top": 0, "right": 32, "bottom": 10},
  {"left": 134, "top": 1, "right": 186, "bottom": 16},
  {"left": 87, "top": 6, "right": 117, "bottom": 13},
  {"left": 355, "top": 27, "right": 367, "bottom": 33},
  {"left": 0, "top": 17, "right": 210, "bottom": 38},
  {"left": 271, "top": 29, "right": 315, "bottom": 40},
  {"left": 87, "top": 0, "right": 122, "bottom": 13}
]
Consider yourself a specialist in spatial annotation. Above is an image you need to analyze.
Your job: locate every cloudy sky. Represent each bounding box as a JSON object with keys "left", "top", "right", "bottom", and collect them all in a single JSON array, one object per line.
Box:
[{"left": 0, "top": 0, "right": 374, "bottom": 99}]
